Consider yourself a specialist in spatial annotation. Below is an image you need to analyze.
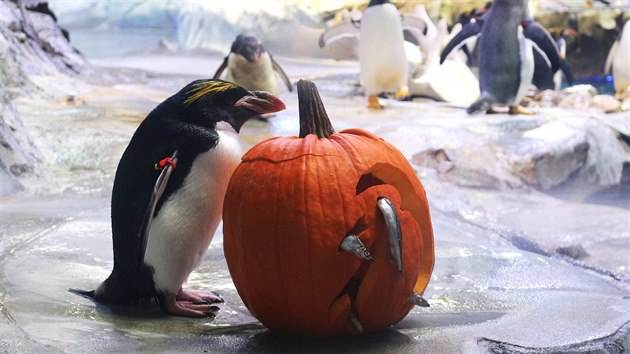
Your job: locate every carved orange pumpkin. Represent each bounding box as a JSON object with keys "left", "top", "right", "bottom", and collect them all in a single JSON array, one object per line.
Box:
[{"left": 223, "top": 80, "right": 434, "bottom": 337}]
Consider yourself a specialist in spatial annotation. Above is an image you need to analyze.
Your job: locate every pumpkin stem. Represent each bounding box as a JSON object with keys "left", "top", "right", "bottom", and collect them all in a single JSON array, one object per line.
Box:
[{"left": 297, "top": 80, "right": 336, "bottom": 138}]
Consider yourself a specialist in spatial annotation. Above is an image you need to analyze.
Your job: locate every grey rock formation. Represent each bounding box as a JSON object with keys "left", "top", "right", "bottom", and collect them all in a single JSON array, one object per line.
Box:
[
  {"left": 0, "top": 0, "right": 86, "bottom": 196},
  {"left": 0, "top": 81, "right": 42, "bottom": 195}
]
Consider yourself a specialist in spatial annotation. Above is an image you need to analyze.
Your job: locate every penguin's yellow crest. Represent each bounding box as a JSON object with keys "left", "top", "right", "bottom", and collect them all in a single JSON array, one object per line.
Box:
[{"left": 184, "top": 80, "right": 238, "bottom": 106}]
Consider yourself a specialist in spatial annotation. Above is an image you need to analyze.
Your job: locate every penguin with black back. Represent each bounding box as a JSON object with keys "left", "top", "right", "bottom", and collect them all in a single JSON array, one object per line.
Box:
[
  {"left": 73, "top": 79, "right": 285, "bottom": 317},
  {"left": 467, "top": 0, "right": 534, "bottom": 114},
  {"left": 441, "top": 0, "right": 572, "bottom": 114},
  {"left": 213, "top": 34, "right": 293, "bottom": 96}
]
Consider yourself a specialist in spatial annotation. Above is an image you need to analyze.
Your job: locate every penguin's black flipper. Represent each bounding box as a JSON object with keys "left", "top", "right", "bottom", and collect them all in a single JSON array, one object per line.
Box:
[
  {"left": 559, "top": 58, "right": 574, "bottom": 85},
  {"left": 532, "top": 47, "right": 555, "bottom": 90},
  {"left": 212, "top": 56, "right": 229, "bottom": 80},
  {"left": 270, "top": 54, "right": 293, "bottom": 92},
  {"left": 137, "top": 150, "right": 178, "bottom": 266},
  {"left": 69, "top": 288, "right": 95, "bottom": 299},
  {"left": 522, "top": 21, "right": 561, "bottom": 73},
  {"left": 400, "top": 14, "right": 428, "bottom": 44},
  {"left": 318, "top": 20, "right": 360, "bottom": 48},
  {"left": 440, "top": 20, "right": 482, "bottom": 64}
]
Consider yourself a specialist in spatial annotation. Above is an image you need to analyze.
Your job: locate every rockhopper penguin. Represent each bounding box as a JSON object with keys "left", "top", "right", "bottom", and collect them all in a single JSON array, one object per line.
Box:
[{"left": 76, "top": 80, "right": 285, "bottom": 317}]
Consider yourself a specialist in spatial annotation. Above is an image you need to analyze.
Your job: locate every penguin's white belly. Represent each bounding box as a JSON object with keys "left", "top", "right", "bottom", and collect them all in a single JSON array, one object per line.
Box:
[
  {"left": 612, "top": 25, "right": 630, "bottom": 93},
  {"left": 516, "top": 28, "right": 534, "bottom": 105},
  {"left": 227, "top": 53, "right": 279, "bottom": 95},
  {"left": 358, "top": 3, "right": 408, "bottom": 95},
  {"left": 144, "top": 125, "right": 241, "bottom": 294}
]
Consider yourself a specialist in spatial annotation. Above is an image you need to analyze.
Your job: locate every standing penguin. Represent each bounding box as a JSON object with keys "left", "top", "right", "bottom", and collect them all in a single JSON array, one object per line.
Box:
[
  {"left": 76, "top": 80, "right": 285, "bottom": 317},
  {"left": 441, "top": 8, "right": 572, "bottom": 96},
  {"left": 319, "top": 0, "right": 427, "bottom": 109},
  {"left": 359, "top": 0, "right": 410, "bottom": 109},
  {"left": 466, "top": 0, "right": 536, "bottom": 115},
  {"left": 213, "top": 34, "right": 293, "bottom": 96},
  {"left": 605, "top": 20, "right": 630, "bottom": 97}
]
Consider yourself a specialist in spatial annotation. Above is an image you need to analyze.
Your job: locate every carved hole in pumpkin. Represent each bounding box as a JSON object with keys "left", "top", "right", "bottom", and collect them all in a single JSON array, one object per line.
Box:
[
  {"left": 360, "top": 163, "right": 434, "bottom": 296},
  {"left": 355, "top": 173, "right": 384, "bottom": 195},
  {"left": 334, "top": 216, "right": 370, "bottom": 313},
  {"left": 335, "top": 164, "right": 430, "bottom": 328}
]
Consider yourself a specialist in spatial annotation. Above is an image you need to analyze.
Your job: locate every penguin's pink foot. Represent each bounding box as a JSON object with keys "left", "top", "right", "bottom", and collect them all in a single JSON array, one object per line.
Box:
[
  {"left": 162, "top": 293, "right": 220, "bottom": 318},
  {"left": 368, "top": 95, "right": 384, "bottom": 109},
  {"left": 176, "top": 288, "right": 224, "bottom": 304}
]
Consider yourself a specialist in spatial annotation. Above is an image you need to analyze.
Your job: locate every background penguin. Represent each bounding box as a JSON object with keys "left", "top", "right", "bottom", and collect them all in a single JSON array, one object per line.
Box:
[
  {"left": 467, "top": 0, "right": 532, "bottom": 114},
  {"left": 318, "top": 0, "right": 427, "bottom": 109},
  {"left": 74, "top": 79, "right": 285, "bottom": 317},
  {"left": 213, "top": 34, "right": 293, "bottom": 96},
  {"left": 359, "top": 0, "right": 411, "bottom": 109},
  {"left": 605, "top": 20, "right": 630, "bottom": 97},
  {"left": 465, "top": 0, "right": 557, "bottom": 115},
  {"left": 440, "top": 3, "right": 572, "bottom": 98},
  {"left": 526, "top": 20, "right": 574, "bottom": 91}
]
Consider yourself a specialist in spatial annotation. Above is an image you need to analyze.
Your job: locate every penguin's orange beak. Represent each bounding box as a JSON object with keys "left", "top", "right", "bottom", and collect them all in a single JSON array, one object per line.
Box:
[{"left": 235, "top": 91, "right": 286, "bottom": 114}]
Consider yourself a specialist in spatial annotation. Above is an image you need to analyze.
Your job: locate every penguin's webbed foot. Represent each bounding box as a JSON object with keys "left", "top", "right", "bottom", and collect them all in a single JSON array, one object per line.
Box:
[
  {"left": 508, "top": 104, "right": 535, "bottom": 115},
  {"left": 177, "top": 288, "right": 224, "bottom": 304},
  {"left": 394, "top": 88, "right": 410, "bottom": 101},
  {"left": 368, "top": 95, "right": 384, "bottom": 109},
  {"left": 162, "top": 293, "right": 220, "bottom": 318}
]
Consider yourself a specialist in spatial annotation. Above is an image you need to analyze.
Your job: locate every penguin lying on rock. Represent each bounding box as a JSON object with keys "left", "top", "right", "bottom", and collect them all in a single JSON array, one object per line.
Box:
[
  {"left": 440, "top": 0, "right": 573, "bottom": 114},
  {"left": 213, "top": 34, "right": 293, "bottom": 96},
  {"left": 73, "top": 80, "right": 285, "bottom": 317},
  {"left": 319, "top": 0, "right": 428, "bottom": 109}
]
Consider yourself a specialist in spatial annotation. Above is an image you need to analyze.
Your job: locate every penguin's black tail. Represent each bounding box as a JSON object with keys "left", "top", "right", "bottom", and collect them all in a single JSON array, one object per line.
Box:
[
  {"left": 70, "top": 271, "right": 155, "bottom": 305},
  {"left": 68, "top": 288, "right": 96, "bottom": 299},
  {"left": 467, "top": 93, "right": 493, "bottom": 115}
]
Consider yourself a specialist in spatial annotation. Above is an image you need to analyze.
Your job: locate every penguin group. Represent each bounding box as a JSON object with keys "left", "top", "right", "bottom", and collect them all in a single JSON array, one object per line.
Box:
[{"left": 440, "top": 0, "right": 574, "bottom": 114}]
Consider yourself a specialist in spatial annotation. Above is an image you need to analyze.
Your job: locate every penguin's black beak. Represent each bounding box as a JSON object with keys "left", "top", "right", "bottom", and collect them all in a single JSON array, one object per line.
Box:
[{"left": 235, "top": 91, "right": 286, "bottom": 114}]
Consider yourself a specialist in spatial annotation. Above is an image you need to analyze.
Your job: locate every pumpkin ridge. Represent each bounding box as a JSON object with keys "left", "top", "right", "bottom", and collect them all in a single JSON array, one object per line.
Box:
[
  {"left": 241, "top": 152, "right": 341, "bottom": 164},
  {"left": 273, "top": 157, "right": 294, "bottom": 324},
  {"left": 303, "top": 152, "right": 318, "bottom": 322}
]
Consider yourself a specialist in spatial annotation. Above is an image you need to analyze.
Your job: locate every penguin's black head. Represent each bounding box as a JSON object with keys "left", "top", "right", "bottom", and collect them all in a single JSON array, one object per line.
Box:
[
  {"left": 231, "top": 34, "right": 265, "bottom": 63},
  {"left": 367, "top": 0, "right": 390, "bottom": 7},
  {"left": 178, "top": 79, "right": 285, "bottom": 132}
]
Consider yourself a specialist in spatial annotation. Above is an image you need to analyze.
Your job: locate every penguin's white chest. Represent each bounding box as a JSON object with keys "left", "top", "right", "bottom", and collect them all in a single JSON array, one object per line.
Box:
[
  {"left": 516, "top": 26, "right": 535, "bottom": 104},
  {"left": 144, "top": 123, "right": 242, "bottom": 294},
  {"left": 612, "top": 23, "right": 630, "bottom": 93},
  {"left": 227, "top": 52, "right": 279, "bottom": 95},
  {"left": 358, "top": 3, "right": 408, "bottom": 95}
]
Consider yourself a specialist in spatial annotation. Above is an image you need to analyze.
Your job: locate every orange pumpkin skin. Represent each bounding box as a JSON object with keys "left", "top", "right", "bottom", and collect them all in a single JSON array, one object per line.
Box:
[{"left": 223, "top": 128, "right": 434, "bottom": 337}]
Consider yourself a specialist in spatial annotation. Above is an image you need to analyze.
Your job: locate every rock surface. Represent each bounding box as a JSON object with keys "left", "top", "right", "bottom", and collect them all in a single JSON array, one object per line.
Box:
[{"left": 0, "top": 0, "right": 87, "bottom": 196}]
